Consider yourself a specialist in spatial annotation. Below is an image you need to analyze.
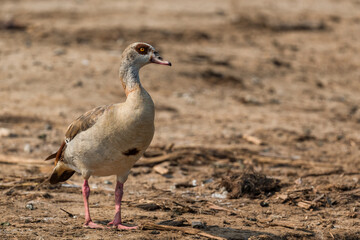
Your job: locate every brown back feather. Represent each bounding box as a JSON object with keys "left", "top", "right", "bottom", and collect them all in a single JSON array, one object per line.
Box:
[
  {"left": 45, "top": 105, "right": 111, "bottom": 164},
  {"left": 65, "top": 105, "right": 110, "bottom": 140}
]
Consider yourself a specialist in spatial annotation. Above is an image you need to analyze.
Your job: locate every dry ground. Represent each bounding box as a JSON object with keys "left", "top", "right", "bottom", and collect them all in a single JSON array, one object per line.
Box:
[{"left": 0, "top": 0, "right": 360, "bottom": 239}]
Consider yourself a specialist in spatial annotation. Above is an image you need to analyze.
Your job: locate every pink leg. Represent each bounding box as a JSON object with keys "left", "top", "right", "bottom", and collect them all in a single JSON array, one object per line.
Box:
[
  {"left": 82, "top": 180, "right": 104, "bottom": 229},
  {"left": 108, "top": 181, "right": 137, "bottom": 230}
]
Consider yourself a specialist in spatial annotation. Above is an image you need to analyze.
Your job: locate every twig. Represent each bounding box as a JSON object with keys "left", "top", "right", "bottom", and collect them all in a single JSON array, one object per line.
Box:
[
  {"left": 301, "top": 169, "right": 343, "bottom": 178},
  {"left": 257, "top": 219, "right": 314, "bottom": 234},
  {"left": 135, "top": 152, "right": 185, "bottom": 167},
  {"left": 342, "top": 188, "right": 360, "bottom": 196},
  {"left": 153, "top": 165, "right": 169, "bottom": 175},
  {"left": 286, "top": 187, "right": 314, "bottom": 193},
  {"left": 172, "top": 201, "right": 197, "bottom": 213},
  {"left": 253, "top": 154, "right": 342, "bottom": 168},
  {"left": 242, "top": 134, "right": 264, "bottom": 145},
  {"left": 35, "top": 177, "right": 51, "bottom": 190},
  {"left": 207, "top": 203, "right": 238, "bottom": 215},
  {"left": 258, "top": 152, "right": 296, "bottom": 159},
  {"left": 297, "top": 201, "right": 312, "bottom": 210},
  {"left": 312, "top": 194, "right": 325, "bottom": 204},
  {"left": 0, "top": 176, "right": 48, "bottom": 193},
  {"left": 268, "top": 222, "right": 314, "bottom": 234},
  {"left": 141, "top": 222, "right": 226, "bottom": 240},
  {"left": 0, "top": 154, "right": 49, "bottom": 165},
  {"left": 60, "top": 208, "right": 75, "bottom": 218}
]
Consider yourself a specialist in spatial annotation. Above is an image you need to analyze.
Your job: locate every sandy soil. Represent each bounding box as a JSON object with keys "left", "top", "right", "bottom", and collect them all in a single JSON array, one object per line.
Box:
[{"left": 0, "top": 0, "right": 360, "bottom": 239}]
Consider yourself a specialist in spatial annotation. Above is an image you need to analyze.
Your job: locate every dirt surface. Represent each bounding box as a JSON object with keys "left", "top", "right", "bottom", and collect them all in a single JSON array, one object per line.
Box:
[{"left": 1, "top": 0, "right": 360, "bottom": 239}]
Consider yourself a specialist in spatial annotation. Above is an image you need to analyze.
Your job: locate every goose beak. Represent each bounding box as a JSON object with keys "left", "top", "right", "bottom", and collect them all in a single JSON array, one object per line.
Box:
[{"left": 150, "top": 52, "right": 172, "bottom": 66}]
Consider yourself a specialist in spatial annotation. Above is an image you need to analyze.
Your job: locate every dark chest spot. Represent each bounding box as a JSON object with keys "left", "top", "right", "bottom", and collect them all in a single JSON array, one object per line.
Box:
[{"left": 123, "top": 148, "right": 140, "bottom": 156}]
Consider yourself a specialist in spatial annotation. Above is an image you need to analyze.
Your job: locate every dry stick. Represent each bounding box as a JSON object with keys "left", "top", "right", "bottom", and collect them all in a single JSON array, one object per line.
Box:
[
  {"left": 141, "top": 222, "right": 226, "bottom": 240},
  {"left": 207, "top": 202, "right": 313, "bottom": 235},
  {"left": 257, "top": 152, "right": 296, "bottom": 159},
  {"left": 257, "top": 219, "right": 314, "bottom": 234},
  {"left": 60, "top": 208, "right": 75, "bottom": 218},
  {"left": 253, "top": 154, "right": 342, "bottom": 169},
  {"left": 141, "top": 146, "right": 356, "bottom": 173},
  {"left": 297, "top": 201, "right": 312, "bottom": 210},
  {"left": 207, "top": 203, "right": 238, "bottom": 216},
  {"left": 342, "top": 188, "right": 360, "bottom": 196},
  {"left": 242, "top": 134, "right": 263, "bottom": 145},
  {"left": 34, "top": 178, "right": 50, "bottom": 190},
  {"left": 137, "top": 147, "right": 346, "bottom": 171},
  {"left": 134, "top": 151, "right": 186, "bottom": 167},
  {"left": 172, "top": 201, "right": 197, "bottom": 213},
  {"left": 137, "top": 147, "right": 224, "bottom": 167},
  {"left": 312, "top": 194, "right": 325, "bottom": 203},
  {"left": 301, "top": 169, "right": 343, "bottom": 178},
  {"left": 0, "top": 182, "right": 37, "bottom": 189},
  {"left": 0, "top": 175, "right": 48, "bottom": 190},
  {"left": 286, "top": 187, "right": 314, "bottom": 193},
  {"left": 0, "top": 154, "right": 49, "bottom": 165}
]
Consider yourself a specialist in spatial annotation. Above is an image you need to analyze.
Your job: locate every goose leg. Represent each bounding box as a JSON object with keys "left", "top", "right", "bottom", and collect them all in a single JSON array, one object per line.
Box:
[
  {"left": 108, "top": 181, "right": 137, "bottom": 230},
  {"left": 82, "top": 180, "right": 104, "bottom": 229}
]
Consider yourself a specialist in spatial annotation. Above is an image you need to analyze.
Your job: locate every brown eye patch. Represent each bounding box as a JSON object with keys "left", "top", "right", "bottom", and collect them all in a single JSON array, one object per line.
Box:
[{"left": 135, "top": 44, "right": 150, "bottom": 55}]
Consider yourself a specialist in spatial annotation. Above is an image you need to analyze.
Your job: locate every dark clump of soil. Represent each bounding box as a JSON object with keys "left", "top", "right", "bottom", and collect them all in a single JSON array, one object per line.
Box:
[
  {"left": 0, "top": 19, "right": 27, "bottom": 31},
  {"left": 220, "top": 169, "right": 281, "bottom": 199},
  {"left": 200, "top": 69, "right": 244, "bottom": 86}
]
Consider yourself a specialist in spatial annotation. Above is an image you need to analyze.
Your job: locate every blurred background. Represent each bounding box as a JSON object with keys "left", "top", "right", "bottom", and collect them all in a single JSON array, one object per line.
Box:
[{"left": 0, "top": 0, "right": 359, "bottom": 239}]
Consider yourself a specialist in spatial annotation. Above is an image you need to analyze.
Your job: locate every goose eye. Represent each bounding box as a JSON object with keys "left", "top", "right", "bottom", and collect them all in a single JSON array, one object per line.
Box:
[{"left": 140, "top": 48, "right": 145, "bottom": 52}]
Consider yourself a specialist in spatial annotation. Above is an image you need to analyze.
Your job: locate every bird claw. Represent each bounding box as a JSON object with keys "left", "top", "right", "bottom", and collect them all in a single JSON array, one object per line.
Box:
[
  {"left": 116, "top": 224, "right": 138, "bottom": 230},
  {"left": 84, "top": 221, "right": 105, "bottom": 229},
  {"left": 107, "top": 222, "right": 137, "bottom": 230},
  {"left": 107, "top": 221, "right": 115, "bottom": 226}
]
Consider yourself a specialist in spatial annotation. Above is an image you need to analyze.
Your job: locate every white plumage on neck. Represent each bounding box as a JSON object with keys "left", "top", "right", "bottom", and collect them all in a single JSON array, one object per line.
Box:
[{"left": 119, "top": 65, "right": 141, "bottom": 93}]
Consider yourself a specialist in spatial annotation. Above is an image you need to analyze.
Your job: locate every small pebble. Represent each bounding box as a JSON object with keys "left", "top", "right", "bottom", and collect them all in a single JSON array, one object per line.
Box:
[
  {"left": 54, "top": 48, "right": 66, "bottom": 56},
  {"left": 42, "top": 193, "right": 53, "bottom": 199},
  {"left": 0, "top": 128, "right": 11, "bottom": 137},
  {"left": 38, "top": 133, "right": 47, "bottom": 140},
  {"left": 191, "top": 221, "right": 206, "bottom": 229},
  {"left": 43, "top": 65, "right": 53, "bottom": 71},
  {"left": 191, "top": 179, "right": 197, "bottom": 187},
  {"left": 81, "top": 59, "right": 89, "bottom": 66},
  {"left": 203, "top": 178, "right": 214, "bottom": 184},
  {"left": 44, "top": 123, "right": 53, "bottom": 130},
  {"left": 24, "top": 144, "right": 32, "bottom": 153},
  {"left": 73, "top": 81, "right": 83, "bottom": 87},
  {"left": 104, "top": 180, "right": 112, "bottom": 185},
  {"left": 295, "top": 177, "right": 303, "bottom": 185},
  {"left": 26, "top": 203, "right": 35, "bottom": 210},
  {"left": 211, "top": 191, "right": 228, "bottom": 199}
]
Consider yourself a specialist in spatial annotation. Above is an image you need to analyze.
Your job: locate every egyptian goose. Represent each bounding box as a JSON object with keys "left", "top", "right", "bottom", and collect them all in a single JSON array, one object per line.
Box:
[{"left": 45, "top": 42, "right": 171, "bottom": 229}]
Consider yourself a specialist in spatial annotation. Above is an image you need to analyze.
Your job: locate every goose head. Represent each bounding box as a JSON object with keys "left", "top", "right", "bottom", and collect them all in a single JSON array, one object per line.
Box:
[{"left": 121, "top": 42, "right": 171, "bottom": 69}]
